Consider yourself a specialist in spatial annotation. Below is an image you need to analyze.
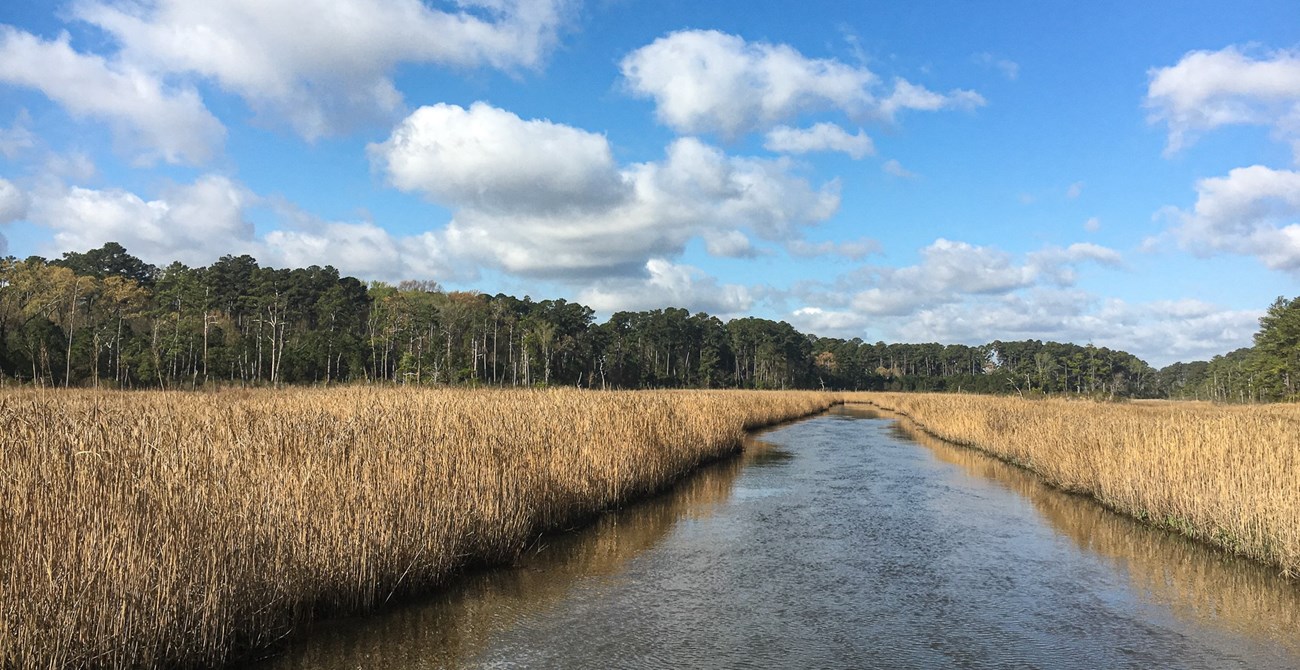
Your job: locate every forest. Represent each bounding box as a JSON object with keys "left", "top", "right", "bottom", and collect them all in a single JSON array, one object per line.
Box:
[{"left": 0, "top": 243, "right": 1296, "bottom": 401}]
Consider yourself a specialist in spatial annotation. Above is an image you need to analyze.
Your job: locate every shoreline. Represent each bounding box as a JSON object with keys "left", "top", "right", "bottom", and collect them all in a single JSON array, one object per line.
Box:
[{"left": 847, "top": 393, "right": 1299, "bottom": 579}]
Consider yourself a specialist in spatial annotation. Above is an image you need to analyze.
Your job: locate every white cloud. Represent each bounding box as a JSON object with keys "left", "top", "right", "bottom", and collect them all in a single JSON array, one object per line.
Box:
[
  {"left": 41, "top": 151, "right": 98, "bottom": 182},
  {"left": 0, "top": 26, "right": 225, "bottom": 165},
  {"left": 882, "top": 159, "right": 917, "bottom": 179},
  {"left": 1084, "top": 216, "right": 1101, "bottom": 232},
  {"left": 0, "top": 111, "right": 37, "bottom": 159},
  {"left": 789, "top": 278, "right": 1257, "bottom": 367},
  {"left": 1066, "top": 181, "right": 1084, "bottom": 199},
  {"left": 878, "top": 79, "right": 984, "bottom": 119},
  {"left": 789, "top": 306, "right": 871, "bottom": 336},
  {"left": 262, "top": 220, "right": 455, "bottom": 281},
  {"left": 0, "top": 178, "right": 29, "bottom": 224},
  {"left": 24, "top": 175, "right": 456, "bottom": 280},
  {"left": 372, "top": 103, "right": 840, "bottom": 277},
  {"left": 370, "top": 102, "right": 628, "bottom": 214},
  {"left": 71, "top": 0, "right": 571, "bottom": 139},
  {"left": 889, "top": 293, "right": 1260, "bottom": 368},
  {"left": 30, "top": 175, "right": 255, "bottom": 265},
  {"left": 787, "top": 237, "right": 880, "bottom": 261},
  {"left": 1146, "top": 46, "right": 1300, "bottom": 159},
  {"left": 620, "top": 29, "right": 982, "bottom": 137},
  {"left": 782, "top": 237, "right": 1241, "bottom": 366},
  {"left": 578, "top": 259, "right": 753, "bottom": 315},
  {"left": 702, "top": 229, "right": 760, "bottom": 258},
  {"left": 1167, "top": 165, "right": 1300, "bottom": 271},
  {"left": 794, "top": 238, "right": 1121, "bottom": 319},
  {"left": 764, "top": 123, "right": 874, "bottom": 159},
  {"left": 1026, "top": 242, "right": 1124, "bottom": 285}
]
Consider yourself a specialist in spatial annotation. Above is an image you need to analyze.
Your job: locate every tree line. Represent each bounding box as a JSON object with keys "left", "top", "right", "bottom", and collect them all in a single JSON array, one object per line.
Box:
[
  {"left": 0, "top": 243, "right": 1294, "bottom": 401},
  {"left": 1155, "top": 296, "right": 1300, "bottom": 403}
]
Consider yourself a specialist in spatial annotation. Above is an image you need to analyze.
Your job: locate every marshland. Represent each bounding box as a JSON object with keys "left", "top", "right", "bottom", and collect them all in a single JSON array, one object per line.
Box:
[
  {"left": 2, "top": 248, "right": 1298, "bottom": 668},
  {"left": 0, "top": 388, "right": 840, "bottom": 668},
  {"left": 5, "top": 386, "right": 1300, "bottom": 668}
]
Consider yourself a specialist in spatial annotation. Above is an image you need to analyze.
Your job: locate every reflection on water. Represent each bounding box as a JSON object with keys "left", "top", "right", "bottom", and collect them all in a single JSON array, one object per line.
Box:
[
  {"left": 888, "top": 418, "right": 1300, "bottom": 658},
  {"left": 251, "top": 436, "right": 773, "bottom": 669},
  {"left": 252, "top": 406, "right": 1300, "bottom": 670}
]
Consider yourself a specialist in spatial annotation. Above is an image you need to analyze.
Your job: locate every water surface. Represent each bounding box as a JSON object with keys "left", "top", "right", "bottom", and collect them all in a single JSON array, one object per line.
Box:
[{"left": 254, "top": 405, "right": 1300, "bottom": 669}]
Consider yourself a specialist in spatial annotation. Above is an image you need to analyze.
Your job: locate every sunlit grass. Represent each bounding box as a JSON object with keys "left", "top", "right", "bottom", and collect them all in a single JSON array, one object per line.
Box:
[
  {"left": 851, "top": 393, "right": 1300, "bottom": 577},
  {"left": 0, "top": 387, "right": 840, "bottom": 668}
]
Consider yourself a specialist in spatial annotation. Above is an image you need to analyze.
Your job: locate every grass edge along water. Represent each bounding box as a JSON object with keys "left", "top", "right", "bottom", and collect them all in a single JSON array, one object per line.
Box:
[
  {"left": 0, "top": 387, "right": 841, "bottom": 669},
  {"left": 850, "top": 392, "right": 1300, "bottom": 579}
]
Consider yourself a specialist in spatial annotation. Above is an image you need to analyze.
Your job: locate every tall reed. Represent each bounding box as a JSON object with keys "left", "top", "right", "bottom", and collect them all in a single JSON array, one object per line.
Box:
[
  {"left": 0, "top": 388, "right": 839, "bottom": 669},
  {"left": 851, "top": 393, "right": 1300, "bottom": 576}
]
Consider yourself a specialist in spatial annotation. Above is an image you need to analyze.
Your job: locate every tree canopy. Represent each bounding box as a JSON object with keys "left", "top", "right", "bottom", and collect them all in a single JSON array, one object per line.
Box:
[{"left": 0, "top": 243, "right": 1293, "bottom": 401}]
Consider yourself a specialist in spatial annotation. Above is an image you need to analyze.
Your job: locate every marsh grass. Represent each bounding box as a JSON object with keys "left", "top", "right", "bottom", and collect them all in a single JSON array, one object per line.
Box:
[
  {"left": 0, "top": 387, "right": 839, "bottom": 669},
  {"left": 852, "top": 392, "right": 1300, "bottom": 577}
]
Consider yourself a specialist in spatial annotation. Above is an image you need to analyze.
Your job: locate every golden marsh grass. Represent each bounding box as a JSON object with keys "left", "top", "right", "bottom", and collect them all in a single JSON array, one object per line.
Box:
[
  {"left": 851, "top": 393, "right": 1300, "bottom": 577},
  {"left": 0, "top": 387, "right": 840, "bottom": 669}
]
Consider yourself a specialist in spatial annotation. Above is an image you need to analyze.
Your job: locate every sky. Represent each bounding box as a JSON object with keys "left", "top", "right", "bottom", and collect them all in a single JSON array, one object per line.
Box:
[{"left": 0, "top": 1, "right": 1298, "bottom": 367}]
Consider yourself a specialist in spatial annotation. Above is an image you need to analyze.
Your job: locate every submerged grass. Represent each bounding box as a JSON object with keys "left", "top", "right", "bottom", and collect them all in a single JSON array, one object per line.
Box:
[
  {"left": 851, "top": 392, "right": 1300, "bottom": 577},
  {"left": 0, "top": 387, "right": 840, "bottom": 669}
]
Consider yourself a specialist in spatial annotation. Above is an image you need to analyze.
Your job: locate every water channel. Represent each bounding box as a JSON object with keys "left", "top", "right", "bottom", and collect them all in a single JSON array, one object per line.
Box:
[{"left": 253, "top": 405, "right": 1300, "bottom": 669}]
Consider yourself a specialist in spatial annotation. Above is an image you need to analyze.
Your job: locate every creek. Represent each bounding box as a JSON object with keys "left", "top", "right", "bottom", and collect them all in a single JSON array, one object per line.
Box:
[{"left": 253, "top": 405, "right": 1300, "bottom": 669}]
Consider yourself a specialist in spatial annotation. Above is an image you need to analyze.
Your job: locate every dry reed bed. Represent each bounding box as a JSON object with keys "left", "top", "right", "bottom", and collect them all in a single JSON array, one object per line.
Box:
[
  {"left": 851, "top": 393, "right": 1300, "bottom": 576},
  {"left": 0, "top": 388, "right": 840, "bottom": 669}
]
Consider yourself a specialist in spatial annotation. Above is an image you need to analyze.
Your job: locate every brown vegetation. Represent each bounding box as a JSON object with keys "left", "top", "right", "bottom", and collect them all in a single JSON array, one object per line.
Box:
[
  {"left": 851, "top": 393, "right": 1300, "bottom": 577},
  {"left": 0, "top": 387, "right": 840, "bottom": 669}
]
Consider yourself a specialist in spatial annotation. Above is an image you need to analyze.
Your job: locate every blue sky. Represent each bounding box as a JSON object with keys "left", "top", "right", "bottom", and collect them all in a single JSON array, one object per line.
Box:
[{"left": 1, "top": 1, "right": 1298, "bottom": 366}]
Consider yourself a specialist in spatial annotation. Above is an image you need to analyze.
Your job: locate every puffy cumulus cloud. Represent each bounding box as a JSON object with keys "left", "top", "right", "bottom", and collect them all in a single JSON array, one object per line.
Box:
[
  {"left": 578, "top": 259, "right": 753, "bottom": 316},
  {"left": 887, "top": 293, "right": 1260, "bottom": 368},
  {"left": 0, "top": 178, "right": 29, "bottom": 224},
  {"left": 780, "top": 238, "right": 1244, "bottom": 367},
  {"left": 788, "top": 306, "right": 871, "bottom": 337},
  {"left": 369, "top": 102, "right": 628, "bottom": 214},
  {"left": 783, "top": 239, "right": 1239, "bottom": 365},
  {"left": 261, "top": 219, "right": 456, "bottom": 281},
  {"left": 890, "top": 238, "right": 1034, "bottom": 294},
  {"left": 30, "top": 175, "right": 255, "bottom": 266},
  {"left": 786, "top": 237, "right": 880, "bottom": 261},
  {"left": 1026, "top": 242, "right": 1124, "bottom": 284},
  {"left": 373, "top": 103, "right": 840, "bottom": 277},
  {"left": 74, "top": 0, "right": 571, "bottom": 139},
  {"left": 620, "top": 29, "right": 982, "bottom": 137},
  {"left": 801, "top": 238, "right": 1122, "bottom": 318},
  {"left": 0, "top": 26, "right": 224, "bottom": 165},
  {"left": 1168, "top": 165, "right": 1300, "bottom": 271},
  {"left": 764, "top": 123, "right": 874, "bottom": 159},
  {"left": 1146, "top": 46, "right": 1300, "bottom": 159},
  {"left": 702, "top": 229, "right": 760, "bottom": 258},
  {"left": 25, "top": 175, "right": 456, "bottom": 281}
]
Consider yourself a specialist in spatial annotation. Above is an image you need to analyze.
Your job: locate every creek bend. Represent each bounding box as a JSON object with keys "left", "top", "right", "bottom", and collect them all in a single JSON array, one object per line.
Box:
[{"left": 252, "top": 405, "right": 1300, "bottom": 669}]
